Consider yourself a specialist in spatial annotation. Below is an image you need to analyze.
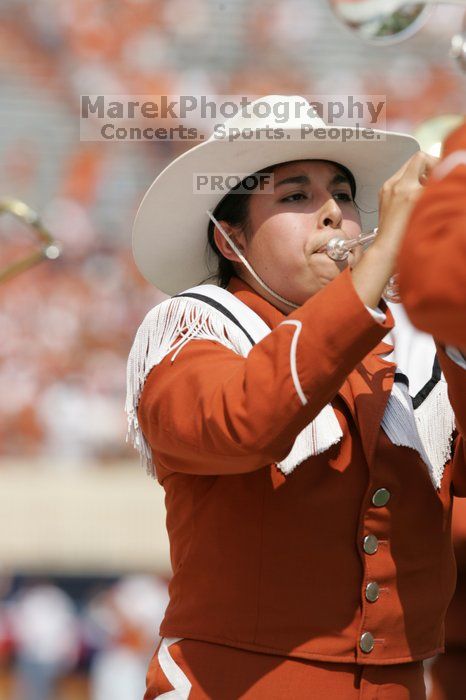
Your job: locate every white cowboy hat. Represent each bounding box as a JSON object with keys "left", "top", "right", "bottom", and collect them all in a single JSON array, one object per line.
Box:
[{"left": 132, "top": 94, "right": 419, "bottom": 295}]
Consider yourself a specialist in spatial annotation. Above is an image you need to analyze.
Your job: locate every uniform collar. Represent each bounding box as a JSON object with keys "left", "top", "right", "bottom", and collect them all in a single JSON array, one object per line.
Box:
[
  {"left": 226, "top": 275, "right": 394, "bottom": 357},
  {"left": 226, "top": 276, "right": 286, "bottom": 331}
]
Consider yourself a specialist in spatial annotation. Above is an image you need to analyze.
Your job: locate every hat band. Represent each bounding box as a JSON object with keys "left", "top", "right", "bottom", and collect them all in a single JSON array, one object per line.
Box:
[{"left": 207, "top": 209, "right": 299, "bottom": 309}]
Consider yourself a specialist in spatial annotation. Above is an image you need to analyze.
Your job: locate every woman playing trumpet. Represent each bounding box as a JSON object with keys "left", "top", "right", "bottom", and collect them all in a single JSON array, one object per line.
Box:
[{"left": 126, "top": 95, "right": 466, "bottom": 699}]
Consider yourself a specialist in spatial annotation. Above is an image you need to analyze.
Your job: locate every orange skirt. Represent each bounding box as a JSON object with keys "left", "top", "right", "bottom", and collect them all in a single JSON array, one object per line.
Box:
[{"left": 144, "top": 637, "right": 426, "bottom": 699}]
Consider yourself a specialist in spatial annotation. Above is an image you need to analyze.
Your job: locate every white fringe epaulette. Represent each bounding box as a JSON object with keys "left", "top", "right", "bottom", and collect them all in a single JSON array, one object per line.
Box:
[
  {"left": 272, "top": 406, "right": 343, "bottom": 475},
  {"left": 125, "top": 285, "right": 344, "bottom": 479},
  {"left": 125, "top": 294, "right": 254, "bottom": 477},
  {"left": 381, "top": 380, "right": 456, "bottom": 491},
  {"left": 380, "top": 302, "right": 456, "bottom": 491},
  {"left": 126, "top": 285, "right": 457, "bottom": 491}
]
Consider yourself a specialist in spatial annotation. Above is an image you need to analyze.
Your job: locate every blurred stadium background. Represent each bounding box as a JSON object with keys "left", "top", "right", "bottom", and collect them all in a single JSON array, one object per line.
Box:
[{"left": 0, "top": 0, "right": 465, "bottom": 698}]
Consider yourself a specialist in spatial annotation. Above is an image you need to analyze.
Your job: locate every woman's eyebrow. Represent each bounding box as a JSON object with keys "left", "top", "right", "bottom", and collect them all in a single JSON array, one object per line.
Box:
[
  {"left": 274, "top": 173, "right": 351, "bottom": 189},
  {"left": 330, "top": 173, "right": 352, "bottom": 187},
  {"left": 275, "top": 174, "right": 309, "bottom": 188}
]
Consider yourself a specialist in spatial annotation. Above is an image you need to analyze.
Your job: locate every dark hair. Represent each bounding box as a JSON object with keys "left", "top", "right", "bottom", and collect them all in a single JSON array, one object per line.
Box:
[{"left": 203, "top": 160, "right": 357, "bottom": 288}]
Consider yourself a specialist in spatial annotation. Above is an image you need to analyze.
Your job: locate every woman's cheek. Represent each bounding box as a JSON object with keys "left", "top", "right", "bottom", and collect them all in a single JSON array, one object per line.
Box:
[{"left": 272, "top": 245, "right": 301, "bottom": 272}]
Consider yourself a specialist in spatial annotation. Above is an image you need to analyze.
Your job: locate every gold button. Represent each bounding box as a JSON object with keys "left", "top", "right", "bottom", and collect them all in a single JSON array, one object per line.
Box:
[
  {"left": 372, "top": 488, "right": 391, "bottom": 507},
  {"left": 363, "top": 534, "right": 379, "bottom": 555},
  {"left": 360, "top": 631, "right": 375, "bottom": 653},
  {"left": 365, "top": 581, "right": 380, "bottom": 602}
]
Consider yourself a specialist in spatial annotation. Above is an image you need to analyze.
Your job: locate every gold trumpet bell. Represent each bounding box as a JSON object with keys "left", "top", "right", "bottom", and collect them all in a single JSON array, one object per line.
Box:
[{"left": 0, "top": 198, "right": 61, "bottom": 285}]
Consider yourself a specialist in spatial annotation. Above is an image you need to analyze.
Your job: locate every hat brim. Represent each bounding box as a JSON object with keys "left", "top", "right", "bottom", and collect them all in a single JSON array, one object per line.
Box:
[{"left": 133, "top": 127, "right": 419, "bottom": 295}]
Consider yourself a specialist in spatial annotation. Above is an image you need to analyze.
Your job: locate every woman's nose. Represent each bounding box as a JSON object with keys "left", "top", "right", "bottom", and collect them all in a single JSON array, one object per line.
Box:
[{"left": 317, "top": 198, "right": 342, "bottom": 229}]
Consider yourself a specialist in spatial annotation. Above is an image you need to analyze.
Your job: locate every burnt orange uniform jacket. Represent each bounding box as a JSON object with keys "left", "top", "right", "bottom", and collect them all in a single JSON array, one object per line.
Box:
[
  {"left": 138, "top": 267, "right": 466, "bottom": 666},
  {"left": 398, "top": 120, "right": 466, "bottom": 347}
]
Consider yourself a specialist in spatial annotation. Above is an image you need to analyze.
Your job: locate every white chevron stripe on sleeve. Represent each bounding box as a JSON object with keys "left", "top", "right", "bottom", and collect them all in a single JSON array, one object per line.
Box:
[{"left": 279, "top": 320, "right": 308, "bottom": 406}]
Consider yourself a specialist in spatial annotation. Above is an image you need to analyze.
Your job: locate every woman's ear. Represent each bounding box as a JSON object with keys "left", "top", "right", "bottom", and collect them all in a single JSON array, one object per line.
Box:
[{"left": 213, "top": 222, "right": 246, "bottom": 263}]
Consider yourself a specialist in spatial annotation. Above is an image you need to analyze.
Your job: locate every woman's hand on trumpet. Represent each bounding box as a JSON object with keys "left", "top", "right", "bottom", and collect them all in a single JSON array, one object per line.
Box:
[
  {"left": 374, "top": 150, "right": 439, "bottom": 263},
  {"left": 350, "top": 151, "right": 438, "bottom": 310}
]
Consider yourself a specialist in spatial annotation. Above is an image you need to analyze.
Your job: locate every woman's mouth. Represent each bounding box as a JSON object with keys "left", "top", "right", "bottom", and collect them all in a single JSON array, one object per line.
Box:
[
  {"left": 314, "top": 233, "right": 349, "bottom": 256},
  {"left": 315, "top": 244, "right": 330, "bottom": 255}
]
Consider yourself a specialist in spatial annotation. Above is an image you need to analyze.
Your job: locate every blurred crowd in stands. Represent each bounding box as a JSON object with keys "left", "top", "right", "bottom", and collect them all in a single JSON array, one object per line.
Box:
[{"left": 0, "top": 574, "right": 169, "bottom": 699}]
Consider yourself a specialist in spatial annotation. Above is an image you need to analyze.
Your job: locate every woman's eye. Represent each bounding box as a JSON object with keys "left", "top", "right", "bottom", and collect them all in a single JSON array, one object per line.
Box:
[
  {"left": 280, "top": 191, "right": 353, "bottom": 203},
  {"left": 281, "top": 193, "right": 306, "bottom": 202}
]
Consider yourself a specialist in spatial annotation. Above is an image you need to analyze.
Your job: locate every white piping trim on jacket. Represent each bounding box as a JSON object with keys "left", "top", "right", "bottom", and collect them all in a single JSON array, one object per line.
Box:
[
  {"left": 433, "top": 150, "right": 466, "bottom": 180},
  {"left": 279, "top": 320, "right": 308, "bottom": 406},
  {"left": 157, "top": 637, "right": 191, "bottom": 699}
]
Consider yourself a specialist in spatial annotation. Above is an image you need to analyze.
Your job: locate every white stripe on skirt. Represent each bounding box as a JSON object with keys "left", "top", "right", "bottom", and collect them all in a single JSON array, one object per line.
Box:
[{"left": 157, "top": 637, "right": 192, "bottom": 699}]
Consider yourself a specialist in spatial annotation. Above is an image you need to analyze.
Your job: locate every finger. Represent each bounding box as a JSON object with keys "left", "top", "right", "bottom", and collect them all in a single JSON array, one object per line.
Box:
[
  {"left": 397, "top": 151, "right": 438, "bottom": 185},
  {"left": 420, "top": 154, "right": 439, "bottom": 182},
  {"left": 380, "top": 152, "right": 438, "bottom": 197}
]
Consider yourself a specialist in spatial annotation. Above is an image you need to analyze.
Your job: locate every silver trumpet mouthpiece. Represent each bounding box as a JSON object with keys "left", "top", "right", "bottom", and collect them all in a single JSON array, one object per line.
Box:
[{"left": 325, "top": 228, "right": 379, "bottom": 261}]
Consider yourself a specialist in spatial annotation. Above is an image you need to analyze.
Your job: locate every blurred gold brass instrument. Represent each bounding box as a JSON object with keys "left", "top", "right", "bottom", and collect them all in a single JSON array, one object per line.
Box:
[{"left": 0, "top": 197, "right": 61, "bottom": 284}]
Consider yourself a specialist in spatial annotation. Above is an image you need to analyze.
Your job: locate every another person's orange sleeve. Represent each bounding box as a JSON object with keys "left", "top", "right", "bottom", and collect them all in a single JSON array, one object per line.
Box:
[
  {"left": 436, "top": 344, "right": 466, "bottom": 496},
  {"left": 398, "top": 120, "right": 466, "bottom": 347}
]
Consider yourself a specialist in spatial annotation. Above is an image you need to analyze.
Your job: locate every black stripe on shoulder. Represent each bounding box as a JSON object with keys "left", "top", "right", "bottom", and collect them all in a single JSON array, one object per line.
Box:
[
  {"left": 394, "top": 372, "right": 409, "bottom": 388},
  {"left": 173, "top": 292, "right": 256, "bottom": 347},
  {"left": 412, "top": 355, "right": 441, "bottom": 409},
  {"left": 392, "top": 356, "right": 441, "bottom": 409}
]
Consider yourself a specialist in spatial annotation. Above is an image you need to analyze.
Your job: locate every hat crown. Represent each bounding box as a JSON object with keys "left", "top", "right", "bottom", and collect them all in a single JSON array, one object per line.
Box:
[{"left": 208, "top": 95, "right": 327, "bottom": 141}]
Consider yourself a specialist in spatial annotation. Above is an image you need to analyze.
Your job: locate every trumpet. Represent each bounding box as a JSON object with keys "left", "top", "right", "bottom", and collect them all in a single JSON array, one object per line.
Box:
[
  {"left": 324, "top": 228, "right": 401, "bottom": 303},
  {"left": 0, "top": 197, "right": 61, "bottom": 284},
  {"left": 325, "top": 228, "right": 379, "bottom": 261}
]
